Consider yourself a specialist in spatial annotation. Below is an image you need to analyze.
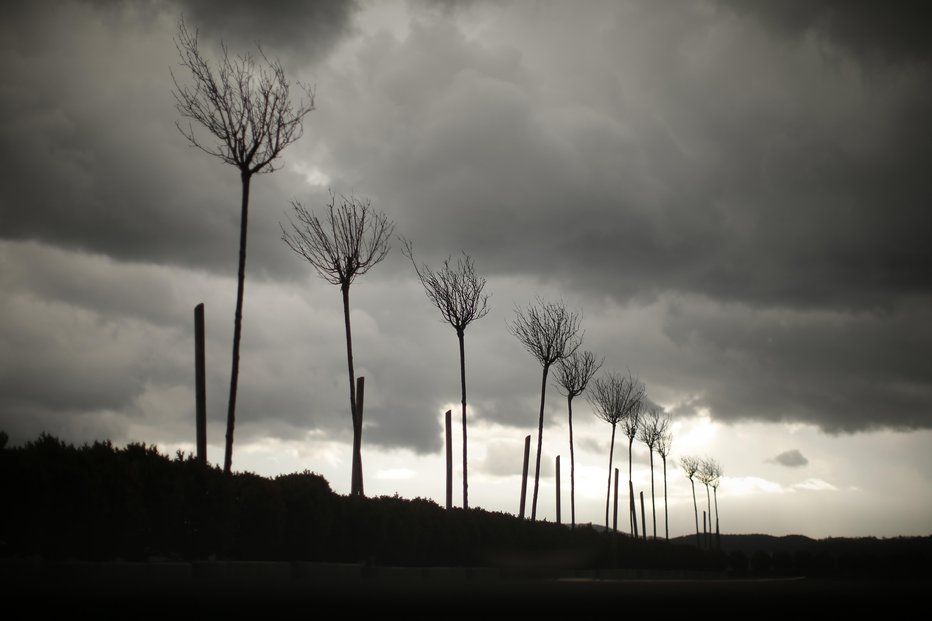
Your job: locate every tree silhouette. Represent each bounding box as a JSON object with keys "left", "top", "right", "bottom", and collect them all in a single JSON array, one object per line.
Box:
[
  {"left": 655, "top": 428, "right": 673, "bottom": 540},
  {"left": 698, "top": 458, "right": 718, "bottom": 549},
  {"left": 281, "top": 194, "right": 394, "bottom": 496},
  {"left": 555, "top": 350, "right": 602, "bottom": 528},
  {"left": 401, "top": 240, "right": 490, "bottom": 510},
  {"left": 589, "top": 372, "right": 629, "bottom": 530},
  {"left": 703, "top": 458, "right": 723, "bottom": 547},
  {"left": 638, "top": 407, "right": 668, "bottom": 539},
  {"left": 172, "top": 20, "right": 314, "bottom": 475},
  {"left": 680, "top": 455, "right": 701, "bottom": 546},
  {"left": 510, "top": 299, "right": 581, "bottom": 521},
  {"left": 620, "top": 385, "right": 646, "bottom": 536}
]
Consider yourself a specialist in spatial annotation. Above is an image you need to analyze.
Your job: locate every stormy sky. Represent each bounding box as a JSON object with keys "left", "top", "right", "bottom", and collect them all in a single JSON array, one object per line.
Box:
[{"left": 2, "top": 0, "right": 931, "bottom": 537}]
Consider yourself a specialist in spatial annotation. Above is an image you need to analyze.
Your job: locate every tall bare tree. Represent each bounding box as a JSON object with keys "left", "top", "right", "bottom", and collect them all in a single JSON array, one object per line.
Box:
[
  {"left": 656, "top": 428, "right": 673, "bottom": 540},
  {"left": 680, "top": 455, "right": 701, "bottom": 546},
  {"left": 589, "top": 372, "right": 629, "bottom": 531},
  {"left": 620, "top": 385, "right": 646, "bottom": 536},
  {"left": 638, "top": 407, "right": 669, "bottom": 539},
  {"left": 401, "top": 240, "right": 490, "bottom": 510},
  {"left": 281, "top": 194, "right": 394, "bottom": 496},
  {"left": 698, "top": 458, "right": 718, "bottom": 549},
  {"left": 172, "top": 20, "right": 314, "bottom": 475},
  {"left": 555, "top": 350, "right": 602, "bottom": 528},
  {"left": 510, "top": 299, "right": 581, "bottom": 521}
]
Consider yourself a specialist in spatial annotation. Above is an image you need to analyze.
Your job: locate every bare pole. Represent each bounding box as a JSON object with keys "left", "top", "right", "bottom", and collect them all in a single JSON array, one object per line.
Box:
[
  {"left": 555, "top": 455, "right": 561, "bottom": 525},
  {"left": 445, "top": 409, "right": 452, "bottom": 510},
  {"left": 194, "top": 303, "right": 207, "bottom": 466},
  {"left": 519, "top": 434, "right": 531, "bottom": 519}
]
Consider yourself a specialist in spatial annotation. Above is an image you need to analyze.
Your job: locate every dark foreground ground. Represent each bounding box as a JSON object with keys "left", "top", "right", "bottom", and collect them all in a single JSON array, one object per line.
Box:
[{"left": 2, "top": 561, "right": 927, "bottom": 614}]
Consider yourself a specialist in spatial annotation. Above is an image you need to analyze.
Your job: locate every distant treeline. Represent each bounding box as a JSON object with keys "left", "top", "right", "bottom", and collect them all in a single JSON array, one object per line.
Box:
[{"left": 1, "top": 434, "right": 927, "bottom": 577}]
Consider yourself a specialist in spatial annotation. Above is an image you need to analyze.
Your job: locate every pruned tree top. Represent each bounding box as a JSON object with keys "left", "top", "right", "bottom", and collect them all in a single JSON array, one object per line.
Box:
[
  {"left": 656, "top": 430, "right": 673, "bottom": 459},
  {"left": 509, "top": 298, "right": 582, "bottom": 368},
  {"left": 589, "top": 370, "right": 644, "bottom": 426},
  {"left": 555, "top": 349, "right": 603, "bottom": 399},
  {"left": 638, "top": 406, "right": 669, "bottom": 450},
  {"left": 700, "top": 458, "right": 723, "bottom": 487},
  {"left": 680, "top": 455, "right": 701, "bottom": 479},
  {"left": 619, "top": 375, "right": 647, "bottom": 440},
  {"left": 400, "top": 238, "right": 490, "bottom": 334},
  {"left": 172, "top": 18, "right": 314, "bottom": 176},
  {"left": 281, "top": 193, "right": 395, "bottom": 287}
]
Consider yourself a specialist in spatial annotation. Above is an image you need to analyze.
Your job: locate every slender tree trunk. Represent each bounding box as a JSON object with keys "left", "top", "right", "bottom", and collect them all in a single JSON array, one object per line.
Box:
[
  {"left": 530, "top": 363, "right": 550, "bottom": 521},
  {"left": 628, "top": 436, "right": 636, "bottom": 535},
  {"left": 519, "top": 434, "right": 530, "bottom": 519},
  {"left": 662, "top": 457, "right": 669, "bottom": 540},
  {"left": 555, "top": 455, "right": 561, "bottom": 525},
  {"left": 457, "top": 330, "right": 468, "bottom": 510},
  {"left": 223, "top": 172, "right": 251, "bottom": 475},
  {"left": 690, "top": 478, "right": 700, "bottom": 547},
  {"left": 649, "top": 449, "right": 656, "bottom": 539},
  {"left": 354, "top": 376, "right": 365, "bottom": 497},
  {"left": 567, "top": 395, "right": 576, "bottom": 528},
  {"left": 714, "top": 486, "right": 720, "bottom": 548},
  {"left": 640, "top": 491, "right": 647, "bottom": 541},
  {"left": 604, "top": 422, "right": 617, "bottom": 530},
  {"left": 341, "top": 283, "right": 360, "bottom": 496},
  {"left": 613, "top": 467, "right": 619, "bottom": 532},
  {"left": 705, "top": 483, "right": 712, "bottom": 550}
]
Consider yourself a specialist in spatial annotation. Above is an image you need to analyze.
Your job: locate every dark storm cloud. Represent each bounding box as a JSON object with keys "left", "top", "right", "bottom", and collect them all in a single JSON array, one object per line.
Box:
[
  {"left": 716, "top": 0, "right": 932, "bottom": 66},
  {"left": 771, "top": 449, "right": 809, "bottom": 468},
  {"left": 173, "top": 0, "right": 359, "bottom": 59}
]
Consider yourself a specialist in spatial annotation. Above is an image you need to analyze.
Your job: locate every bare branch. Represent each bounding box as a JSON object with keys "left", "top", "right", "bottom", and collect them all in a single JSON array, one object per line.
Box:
[
  {"left": 589, "top": 370, "right": 645, "bottom": 427},
  {"left": 680, "top": 455, "right": 701, "bottom": 480},
  {"left": 656, "top": 429, "right": 673, "bottom": 460},
  {"left": 401, "top": 238, "right": 491, "bottom": 334},
  {"left": 509, "top": 298, "right": 582, "bottom": 369},
  {"left": 638, "top": 406, "right": 669, "bottom": 451},
  {"left": 281, "top": 192, "right": 395, "bottom": 288},
  {"left": 555, "top": 349, "right": 603, "bottom": 399},
  {"left": 171, "top": 17, "right": 314, "bottom": 176}
]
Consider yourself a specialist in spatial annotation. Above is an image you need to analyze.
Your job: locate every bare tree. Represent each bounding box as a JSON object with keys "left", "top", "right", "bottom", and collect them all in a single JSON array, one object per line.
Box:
[
  {"left": 172, "top": 20, "right": 314, "bottom": 475},
  {"left": 510, "top": 299, "right": 582, "bottom": 521},
  {"left": 281, "top": 194, "right": 394, "bottom": 496},
  {"left": 680, "top": 455, "right": 701, "bottom": 547},
  {"left": 703, "top": 458, "right": 723, "bottom": 547},
  {"left": 401, "top": 240, "right": 490, "bottom": 510},
  {"left": 656, "top": 428, "right": 673, "bottom": 540},
  {"left": 555, "top": 350, "right": 602, "bottom": 528},
  {"left": 620, "top": 385, "right": 646, "bottom": 536},
  {"left": 698, "top": 458, "right": 718, "bottom": 549},
  {"left": 589, "top": 372, "right": 628, "bottom": 530},
  {"left": 638, "top": 407, "right": 669, "bottom": 539}
]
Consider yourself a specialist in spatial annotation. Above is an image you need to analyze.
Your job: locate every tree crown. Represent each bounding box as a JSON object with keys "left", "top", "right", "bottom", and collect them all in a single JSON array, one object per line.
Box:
[
  {"left": 172, "top": 19, "right": 314, "bottom": 176},
  {"left": 281, "top": 193, "right": 395, "bottom": 287},
  {"left": 638, "top": 406, "right": 670, "bottom": 450},
  {"left": 556, "top": 349, "right": 603, "bottom": 399},
  {"left": 589, "top": 370, "right": 644, "bottom": 427},
  {"left": 509, "top": 298, "right": 582, "bottom": 368},
  {"left": 401, "top": 239, "right": 490, "bottom": 334}
]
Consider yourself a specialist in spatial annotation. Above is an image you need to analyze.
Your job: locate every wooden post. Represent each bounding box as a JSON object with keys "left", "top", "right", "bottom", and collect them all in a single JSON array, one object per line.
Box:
[
  {"left": 640, "top": 491, "right": 647, "bottom": 540},
  {"left": 612, "top": 468, "right": 619, "bottom": 532},
  {"left": 519, "top": 434, "right": 531, "bottom": 519},
  {"left": 194, "top": 303, "right": 207, "bottom": 465},
  {"left": 445, "top": 409, "right": 452, "bottom": 510},
  {"left": 354, "top": 376, "right": 365, "bottom": 497},
  {"left": 555, "top": 455, "right": 561, "bottom": 525}
]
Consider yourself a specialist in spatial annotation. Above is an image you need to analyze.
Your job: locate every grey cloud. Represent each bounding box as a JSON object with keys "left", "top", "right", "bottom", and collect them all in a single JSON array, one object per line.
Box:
[{"left": 771, "top": 449, "right": 809, "bottom": 468}]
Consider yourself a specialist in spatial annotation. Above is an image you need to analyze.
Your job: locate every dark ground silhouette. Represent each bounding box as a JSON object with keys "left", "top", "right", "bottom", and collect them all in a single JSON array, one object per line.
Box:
[{"left": 1, "top": 433, "right": 928, "bottom": 608}]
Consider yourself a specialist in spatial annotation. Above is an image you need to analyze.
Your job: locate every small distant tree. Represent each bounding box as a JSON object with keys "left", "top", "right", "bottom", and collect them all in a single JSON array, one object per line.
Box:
[
  {"left": 401, "top": 240, "right": 490, "bottom": 510},
  {"left": 638, "top": 407, "right": 669, "bottom": 539},
  {"left": 655, "top": 428, "right": 673, "bottom": 540},
  {"left": 589, "top": 372, "right": 629, "bottom": 531},
  {"left": 555, "top": 350, "right": 602, "bottom": 528},
  {"left": 680, "top": 455, "right": 701, "bottom": 546},
  {"left": 510, "top": 299, "right": 582, "bottom": 521},
  {"left": 698, "top": 458, "right": 718, "bottom": 549},
  {"left": 281, "top": 194, "right": 394, "bottom": 496},
  {"left": 172, "top": 19, "right": 314, "bottom": 475},
  {"left": 620, "top": 382, "right": 646, "bottom": 535}
]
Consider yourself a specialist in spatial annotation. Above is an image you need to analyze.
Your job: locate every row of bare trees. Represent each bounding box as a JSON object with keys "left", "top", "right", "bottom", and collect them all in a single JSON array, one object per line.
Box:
[
  {"left": 171, "top": 20, "right": 723, "bottom": 542},
  {"left": 681, "top": 456, "right": 723, "bottom": 547}
]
